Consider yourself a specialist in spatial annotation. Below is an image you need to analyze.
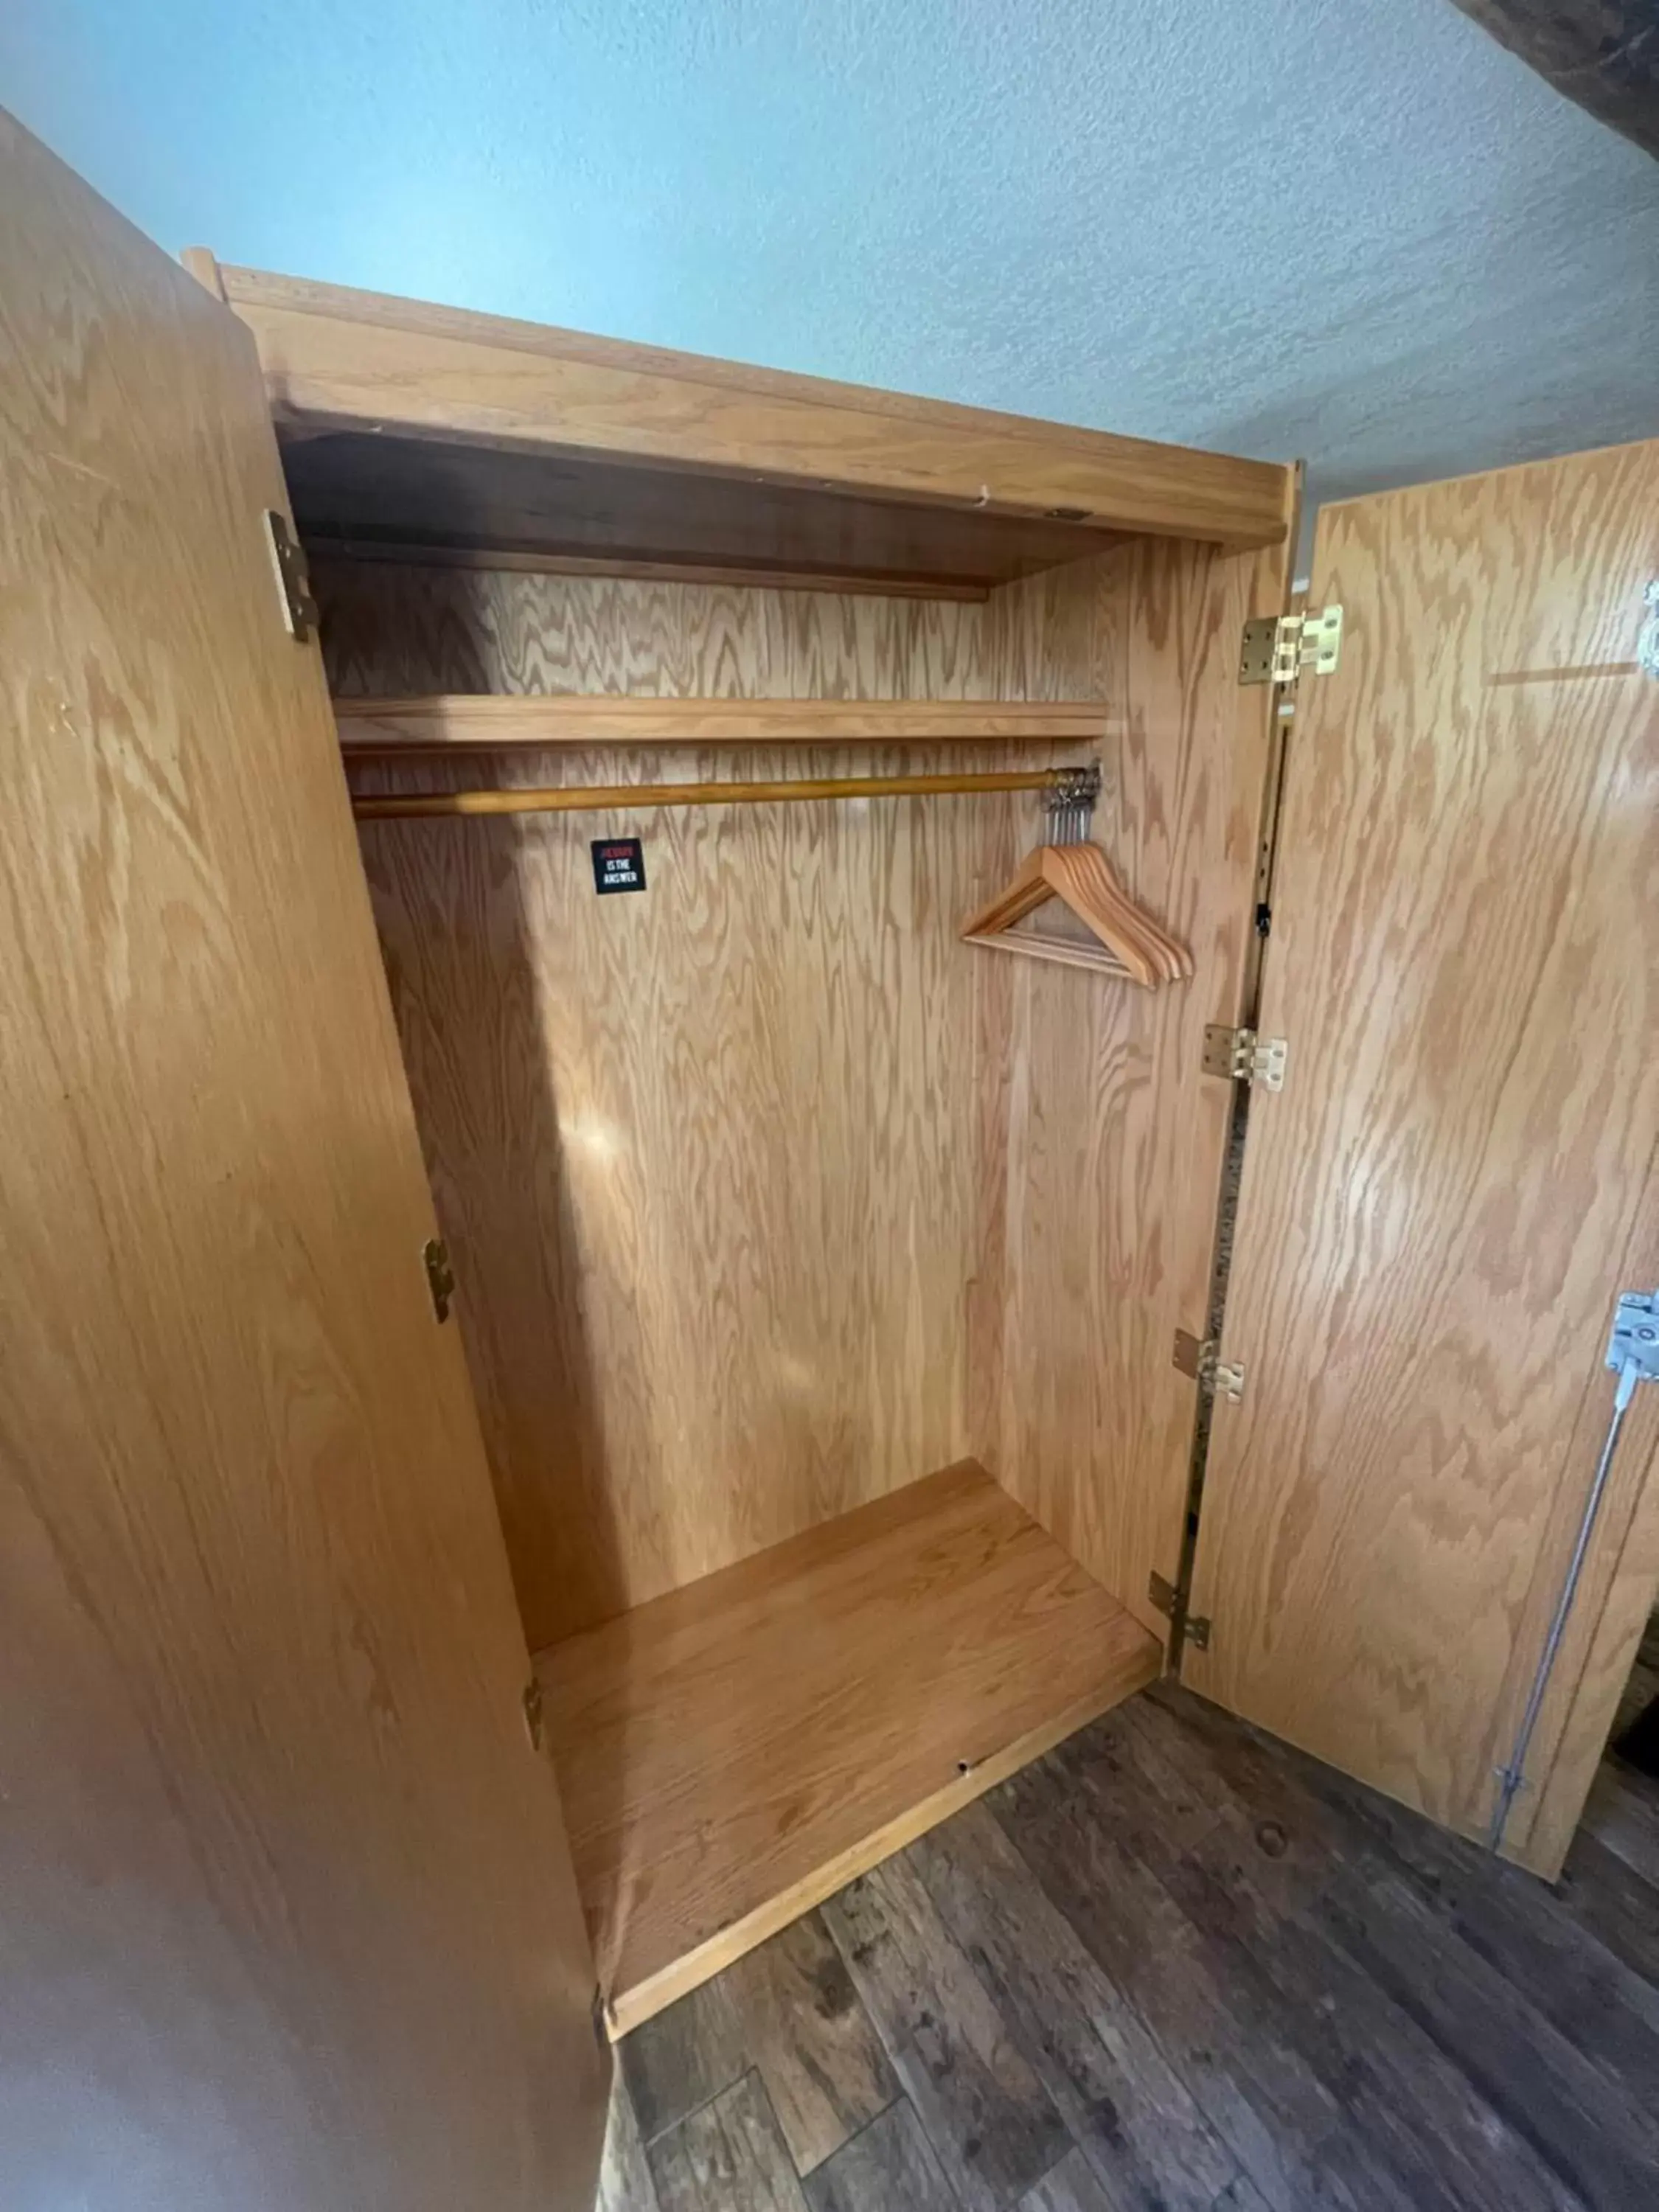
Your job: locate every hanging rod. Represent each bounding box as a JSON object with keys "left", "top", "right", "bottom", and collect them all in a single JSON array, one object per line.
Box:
[{"left": 349, "top": 765, "right": 1099, "bottom": 821}]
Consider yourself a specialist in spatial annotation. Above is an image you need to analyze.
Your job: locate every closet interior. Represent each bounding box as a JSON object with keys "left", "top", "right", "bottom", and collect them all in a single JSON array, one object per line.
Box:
[
  {"left": 199, "top": 257, "right": 1297, "bottom": 2033},
  {"left": 15, "top": 123, "right": 1659, "bottom": 2212}
]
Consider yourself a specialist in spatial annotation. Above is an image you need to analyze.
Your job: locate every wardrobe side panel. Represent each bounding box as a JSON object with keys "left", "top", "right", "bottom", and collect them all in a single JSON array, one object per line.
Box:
[
  {"left": 977, "top": 538, "right": 1284, "bottom": 1636},
  {"left": 321, "top": 563, "right": 1066, "bottom": 1646}
]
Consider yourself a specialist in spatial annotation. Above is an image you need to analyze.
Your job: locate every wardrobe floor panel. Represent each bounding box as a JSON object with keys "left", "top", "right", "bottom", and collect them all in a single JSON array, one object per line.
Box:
[{"left": 535, "top": 1459, "right": 1161, "bottom": 2036}]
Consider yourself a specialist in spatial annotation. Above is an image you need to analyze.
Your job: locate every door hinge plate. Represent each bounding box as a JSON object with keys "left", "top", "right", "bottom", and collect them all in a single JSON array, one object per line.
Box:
[
  {"left": 1149, "top": 1571, "right": 1214, "bottom": 1655},
  {"left": 1240, "top": 605, "right": 1343, "bottom": 686},
  {"left": 264, "top": 508, "right": 319, "bottom": 640},
  {"left": 422, "top": 1237, "right": 456, "bottom": 1323},
  {"left": 1202, "top": 1026, "right": 1287, "bottom": 1091},
  {"left": 1173, "top": 1329, "right": 1217, "bottom": 1383}
]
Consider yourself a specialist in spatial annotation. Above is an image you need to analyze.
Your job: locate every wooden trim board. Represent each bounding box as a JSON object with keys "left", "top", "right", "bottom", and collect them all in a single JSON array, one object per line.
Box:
[
  {"left": 209, "top": 261, "right": 1291, "bottom": 551},
  {"left": 534, "top": 1461, "right": 1161, "bottom": 2037},
  {"left": 335, "top": 695, "right": 1111, "bottom": 753}
]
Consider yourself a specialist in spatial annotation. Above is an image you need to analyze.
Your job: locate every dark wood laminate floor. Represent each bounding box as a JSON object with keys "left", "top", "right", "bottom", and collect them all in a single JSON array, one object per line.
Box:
[{"left": 598, "top": 1677, "right": 1659, "bottom": 2212}]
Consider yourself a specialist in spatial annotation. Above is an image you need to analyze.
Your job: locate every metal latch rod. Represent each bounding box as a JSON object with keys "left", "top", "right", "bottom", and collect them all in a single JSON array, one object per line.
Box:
[{"left": 1489, "top": 1290, "right": 1659, "bottom": 1851}]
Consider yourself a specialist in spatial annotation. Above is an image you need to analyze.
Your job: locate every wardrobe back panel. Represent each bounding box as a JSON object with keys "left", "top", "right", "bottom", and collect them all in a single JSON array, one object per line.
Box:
[
  {"left": 322, "top": 563, "right": 1067, "bottom": 1646},
  {"left": 976, "top": 536, "right": 1286, "bottom": 1638}
]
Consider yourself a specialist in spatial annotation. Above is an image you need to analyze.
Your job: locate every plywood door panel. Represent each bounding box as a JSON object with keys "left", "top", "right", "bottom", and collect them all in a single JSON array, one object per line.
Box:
[
  {"left": 975, "top": 529, "right": 1290, "bottom": 1635},
  {"left": 1185, "top": 441, "right": 1659, "bottom": 1871},
  {"left": 0, "top": 116, "right": 607, "bottom": 2208},
  {"left": 321, "top": 562, "right": 1074, "bottom": 1644}
]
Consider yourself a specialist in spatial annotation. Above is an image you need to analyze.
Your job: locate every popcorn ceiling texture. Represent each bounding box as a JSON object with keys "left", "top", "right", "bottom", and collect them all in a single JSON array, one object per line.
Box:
[{"left": 7, "top": 0, "right": 1657, "bottom": 535}]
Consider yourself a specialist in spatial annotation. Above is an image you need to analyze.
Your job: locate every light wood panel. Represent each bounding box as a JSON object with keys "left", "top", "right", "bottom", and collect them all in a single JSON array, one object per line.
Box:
[
  {"left": 535, "top": 1462, "right": 1161, "bottom": 2034},
  {"left": 1184, "top": 441, "right": 1659, "bottom": 1873},
  {"left": 212, "top": 260, "right": 1292, "bottom": 552},
  {"left": 336, "top": 694, "right": 1110, "bottom": 752},
  {"left": 321, "top": 560, "right": 1072, "bottom": 1644},
  {"left": 319, "top": 555, "right": 992, "bottom": 698},
  {"left": 309, "top": 535, "right": 994, "bottom": 602},
  {"left": 973, "top": 526, "right": 1292, "bottom": 1636},
  {"left": 0, "top": 117, "right": 607, "bottom": 2210}
]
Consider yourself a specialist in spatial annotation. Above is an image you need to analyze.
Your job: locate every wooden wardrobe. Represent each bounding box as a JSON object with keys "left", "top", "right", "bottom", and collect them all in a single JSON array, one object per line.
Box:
[{"left": 5, "top": 112, "right": 1656, "bottom": 2212}]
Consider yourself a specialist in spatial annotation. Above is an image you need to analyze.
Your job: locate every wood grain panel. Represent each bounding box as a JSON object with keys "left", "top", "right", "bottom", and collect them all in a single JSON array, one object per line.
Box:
[
  {"left": 320, "top": 556, "right": 992, "bottom": 700},
  {"left": 0, "top": 116, "right": 607, "bottom": 2211},
  {"left": 537, "top": 1463, "right": 1160, "bottom": 2035},
  {"left": 321, "top": 561, "right": 1078, "bottom": 1641},
  {"left": 220, "top": 264, "right": 1291, "bottom": 550},
  {"left": 974, "top": 528, "right": 1290, "bottom": 1635},
  {"left": 1185, "top": 441, "right": 1659, "bottom": 1869},
  {"left": 310, "top": 535, "right": 995, "bottom": 602}
]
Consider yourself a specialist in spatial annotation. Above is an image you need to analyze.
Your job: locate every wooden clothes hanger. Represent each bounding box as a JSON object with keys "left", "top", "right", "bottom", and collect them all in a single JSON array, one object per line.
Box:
[{"left": 960, "top": 773, "right": 1192, "bottom": 987}]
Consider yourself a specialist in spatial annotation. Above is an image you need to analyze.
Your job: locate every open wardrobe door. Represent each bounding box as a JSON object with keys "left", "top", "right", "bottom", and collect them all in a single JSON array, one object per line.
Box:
[
  {"left": 0, "top": 115, "right": 608, "bottom": 2211},
  {"left": 1182, "top": 439, "right": 1659, "bottom": 1877}
]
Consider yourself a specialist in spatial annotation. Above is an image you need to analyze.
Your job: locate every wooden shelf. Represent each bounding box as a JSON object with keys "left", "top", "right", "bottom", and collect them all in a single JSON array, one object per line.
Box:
[
  {"left": 215, "top": 263, "right": 1293, "bottom": 584},
  {"left": 335, "top": 695, "right": 1111, "bottom": 754},
  {"left": 534, "top": 1461, "right": 1161, "bottom": 2037}
]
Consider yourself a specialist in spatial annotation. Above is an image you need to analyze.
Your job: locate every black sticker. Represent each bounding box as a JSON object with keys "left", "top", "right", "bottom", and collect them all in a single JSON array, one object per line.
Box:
[{"left": 591, "top": 836, "right": 647, "bottom": 894}]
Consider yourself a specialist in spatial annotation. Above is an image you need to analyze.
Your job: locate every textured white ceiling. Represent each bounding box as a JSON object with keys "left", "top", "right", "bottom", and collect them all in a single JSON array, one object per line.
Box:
[{"left": 6, "top": 0, "right": 1658, "bottom": 535}]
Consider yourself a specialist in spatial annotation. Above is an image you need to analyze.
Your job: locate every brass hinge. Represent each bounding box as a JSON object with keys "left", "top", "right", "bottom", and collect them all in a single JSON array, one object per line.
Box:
[
  {"left": 1149, "top": 1570, "right": 1180, "bottom": 1620},
  {"left": 1148, "top": 1571, "right": 1214, "bottom": 1654},
  {"left": 1239, "top": 605, "right": 1342, "bottom": 686},
  {"left": 263, "top": 508, "right": 319, "bottom": 640},
  {"left": 1172, "top": 1329, "right": 1217, "bottom": 1384},
  {"left": 422, "top": 1237, "right": 456, "bottom": 1323},
  {"left": 1202, "top": 1025, "right": 1287, "bottom": 1092},
  {"left": 522, "top": 1677, "right": 546, "bottom": 1752}
]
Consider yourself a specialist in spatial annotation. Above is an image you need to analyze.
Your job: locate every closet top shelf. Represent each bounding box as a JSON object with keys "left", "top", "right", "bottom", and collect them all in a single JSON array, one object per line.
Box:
[
  {"left": 191, "top": 256, "right": 1294, "bottom": 595},
  {"left": 334, "top": 697, "right": 1113, "bottom": 754}
]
